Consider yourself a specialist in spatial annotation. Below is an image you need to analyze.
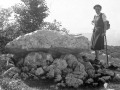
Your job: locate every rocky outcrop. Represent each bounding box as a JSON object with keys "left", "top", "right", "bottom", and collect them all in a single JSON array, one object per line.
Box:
[{"left": 5, "top": 30, "right": 90, "bottom": 56}]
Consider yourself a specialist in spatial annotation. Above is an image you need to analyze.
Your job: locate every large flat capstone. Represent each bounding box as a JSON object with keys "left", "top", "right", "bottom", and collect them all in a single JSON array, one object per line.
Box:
[{"left": 5, "top": 30, "right": 91, "bottom": 56}]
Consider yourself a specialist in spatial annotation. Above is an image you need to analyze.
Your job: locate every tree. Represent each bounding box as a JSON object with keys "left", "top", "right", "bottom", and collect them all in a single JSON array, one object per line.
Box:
[
  {"left": 40, "top": 19, "right": 69, "bottom": 34},
  {"left": 0, "top": 7, "right": 14, "bottom": 53},
  {"left": 0, "top": 7, "right": 12, "bottom": 30},
  {"left": 13, "top": 0, "right": 49, "bottom": 34}
]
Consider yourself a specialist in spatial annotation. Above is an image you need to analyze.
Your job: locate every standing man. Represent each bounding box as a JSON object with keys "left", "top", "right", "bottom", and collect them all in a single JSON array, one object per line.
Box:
[{"left": 91, "top": 4, "right": 108, "bottom": 64}]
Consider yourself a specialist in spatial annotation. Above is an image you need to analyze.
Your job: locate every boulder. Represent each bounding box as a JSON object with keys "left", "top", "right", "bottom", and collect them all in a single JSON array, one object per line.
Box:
[
  {"left": 65, "top": 73, "right": 83, "bottom": 88},
  {"left": 97, "top": 69, "right": 115, "bottom": 77},
  {"left": 62, "top": 54, "right": 78, "bottom": 67},
  {"left": 98, "top": 76, "right": 111, "bottom": 83},
  {"left": 20, "top": 72, "right": 29, "bottom": 80},
  {"left": 52, "top": 59, "right": 68, "bottom": 70},
  {"left": 5, "top": 30, "right": 90, "bottom": 56},
  {"left": 24, "top": 52, "right": 53, "bottom": 68},
  {"left": 85, "top": 78, "right": 94, "bottom": 84},
  {"left": 35, "top": 67, "right": 44, "bottom": 76},
  {"left": 21, "top": 66, "right": 29, "bottom": 72}
]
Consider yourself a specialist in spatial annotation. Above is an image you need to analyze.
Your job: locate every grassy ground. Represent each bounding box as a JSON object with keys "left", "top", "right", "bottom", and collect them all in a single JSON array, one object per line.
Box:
[
  {"left": 0, "top": 78, "right": 105, "bottom": 90},
  {"left": 1, "top": 78, "right": 119, "bottom": 90}
]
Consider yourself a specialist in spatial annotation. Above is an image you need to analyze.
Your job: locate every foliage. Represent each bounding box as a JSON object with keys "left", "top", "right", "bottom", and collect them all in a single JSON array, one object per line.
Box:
[
  {"left": 0, "top": 0, "right": 49, "bottom": 53},
  {"left": 0, "top": 78, "right": 41, "bottom": 90},
  {"left": 40, "top": 19, "right": 69, "bottom": 34},
  {"left": 0, "top": 7, "right": 12, "bottom": 29},
  {"left": 0, "top": 20, "right": 22, "bottom": 53},
  {"left": 0, "top": 7, "right": 15, "bottom": 53},
  {"left": 13, "top": 0, "right": 49, "bottom": 34},
  {"left": 0, "top": 78, "right": 21, "bottom": 90}
]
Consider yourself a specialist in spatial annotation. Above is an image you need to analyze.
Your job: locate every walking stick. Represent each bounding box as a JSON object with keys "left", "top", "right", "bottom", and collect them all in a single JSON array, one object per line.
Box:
[{"left": 105, "top": 34, "right": 109, "bottom": 65}]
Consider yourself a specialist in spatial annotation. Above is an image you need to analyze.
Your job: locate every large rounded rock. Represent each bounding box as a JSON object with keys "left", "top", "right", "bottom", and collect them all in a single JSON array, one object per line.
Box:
[
  {"left": 24, "top": 52, "right": 53, "bottom": 68},
  {"left": 35, "top": 68, "right": 44, "bottom": 76},
  {"left": 65, "top": 73, "right": 83, "bottom": 88},
  {"left": 62, "top": 54, "right": 78, "bottom": 67},
  {"left": 52, "top": 59, "right": 68, "bottom": 70},
  {"left": 5, "top": 30, "right": 90, "bottom": 56}
]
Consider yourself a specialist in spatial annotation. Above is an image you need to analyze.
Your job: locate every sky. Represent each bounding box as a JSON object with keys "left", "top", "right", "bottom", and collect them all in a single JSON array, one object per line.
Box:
[
  {"left": 0, "top": 0, "right": 120, "bottom": 45},
  {"left": 46, "top": 0, "right": 120, "bottom": 33}
]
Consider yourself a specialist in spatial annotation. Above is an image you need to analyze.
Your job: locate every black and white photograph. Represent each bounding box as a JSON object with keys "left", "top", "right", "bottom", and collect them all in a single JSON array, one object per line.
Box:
[{"left": 0, "top": 0, "right": 120, "bottom": 90}]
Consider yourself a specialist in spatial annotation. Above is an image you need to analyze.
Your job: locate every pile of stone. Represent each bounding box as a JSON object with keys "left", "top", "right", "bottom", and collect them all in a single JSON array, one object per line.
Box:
[
  {"left": 1, "top": 52, "right": 117, "bottom": 88},
  {"left": 1, "top": 30, "right": 118, "bottom": 89}
]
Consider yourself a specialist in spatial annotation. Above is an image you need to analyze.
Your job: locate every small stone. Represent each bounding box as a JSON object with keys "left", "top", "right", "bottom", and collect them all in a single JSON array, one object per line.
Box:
[
  {"left": 60, "top": 83, "right": 66, "bottom": 87},
  {"left": 92, "top": 83, "right": 98, "bottom": 86},
  {"left": 117, "top": 68, "right": 120, "bottom": 71},
  {"left": 30, "top": 68, "right": 36, "bottom": 74},
  {"left": 55, "top": 86, "right": 59, "bottom": 89},
  {"left": 98, "top": 78, "right": 105, "bottom": 83},
  {"left": 17, "top": 58, "right": 24, "bottom": 67},
  {"left": 102, "top": 69, "right": 115, "bottom": 77},
  {"left": 41, "top": 76, "right": 46, "bottom": 79},
  {"left": 62, "top": 68, "right": 73, "bottom": 74},
  {"left": 94, "top": 73, "right": 101, "bottom": 78},
  {"left": 23, "top": 78, "right": 27, "bottom": 80},
  {"left": 57, "top": 82, "right": 66, "bottom": 87},
  {"left": 55, "top": 75, "right": 62, "bottom": 82},
  {"left": 50, "top": 85, "right": 55, "bottom": 88},
  {"left": 33, "top": 76, "right": 39, "bottom": 80},
  {"left": 35, "top": 68, "right": 44, "bottom": 76},
  {"left": 85, "top": 78, "right": 94, "bottom": 84},
  {"left": 86, "top": 69, "right": 95, "bottom": 78},
  {"left": 113, "top": 74, "right": 120, "bottom": 81},
  {"left": 116, "top": 74, "right": 120, "bottom": 79},
  {"left": 20, "top": 73, "right": 28, "bottom": 80},
  {"left": 21, "top": 66, "right": 29, "bottom": 72},
  {"left": 108, "top": 63, "right": 120, "bottom": 69},
  {"left": 99, "top": 76, "right": 111, "bottom": 83}
]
